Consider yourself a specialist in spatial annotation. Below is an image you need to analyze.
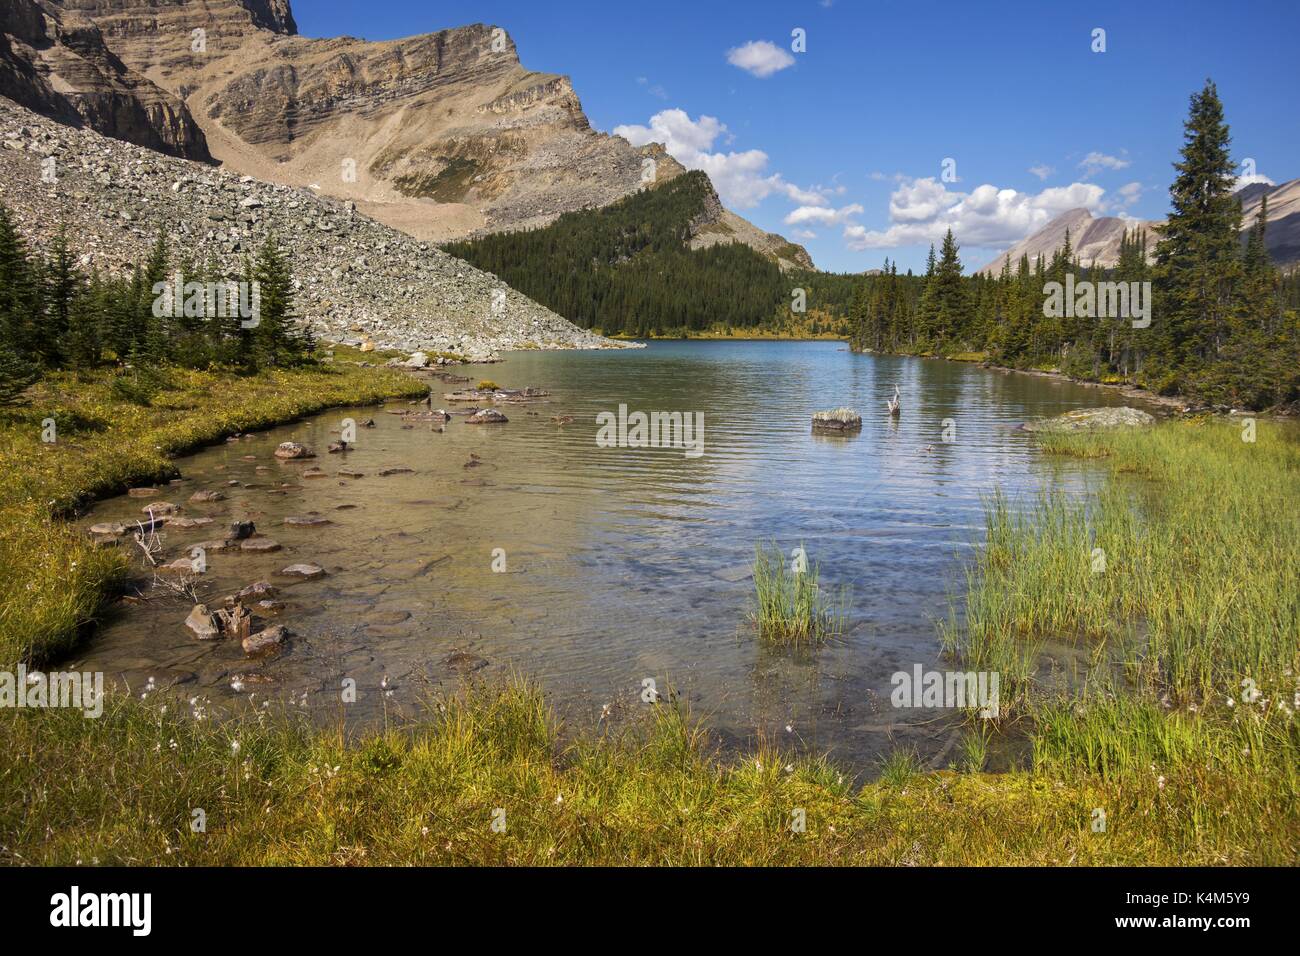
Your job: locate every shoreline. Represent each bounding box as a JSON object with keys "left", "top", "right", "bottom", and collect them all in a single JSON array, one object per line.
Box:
[{"left": 1, "top": 356, "right": 1294, "bottom": 865}]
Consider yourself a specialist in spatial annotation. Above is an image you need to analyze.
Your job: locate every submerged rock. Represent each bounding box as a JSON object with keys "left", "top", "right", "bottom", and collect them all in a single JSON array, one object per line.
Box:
[
  {"left": 442, "top": 650, "right": 489, "bottom": 673},
  {"left": 228, "top": 581, "right": 277, "bottom": 603},
  {"left": 188, "top": 490, "right": 225, "bottom": 503},
  {"left": 1022, "top": 406, "right": 1156, "bottom": 433},
  {"left": 170, "top": 516, "right": 214, "bottom": 529},
  {"left": 279, "top": 563, "right": 326, "bottom": 579},
  {"left": 240, "top": 538, "right": 282, "bottom": 553}
]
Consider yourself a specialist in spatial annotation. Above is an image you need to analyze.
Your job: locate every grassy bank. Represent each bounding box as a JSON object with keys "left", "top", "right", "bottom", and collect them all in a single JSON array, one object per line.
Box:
[
  {"left": 2, "top": 679, "right": 1293, "bottom": 865},
  {"left": 0, "top": 378, "right": 1295, "bottom": 864},
  {"left": 0, "top": 362, "right": 426, "bottom": 666}
]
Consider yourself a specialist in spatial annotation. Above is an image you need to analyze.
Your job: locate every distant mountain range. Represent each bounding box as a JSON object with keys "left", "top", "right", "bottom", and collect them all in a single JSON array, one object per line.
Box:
[{"left": 979, "top": 178, "right": 1300, "bottom": 275}]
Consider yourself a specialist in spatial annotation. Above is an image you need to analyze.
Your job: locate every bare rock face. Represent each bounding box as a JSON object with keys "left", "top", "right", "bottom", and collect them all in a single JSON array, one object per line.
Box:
[
  {"left": 32, "top": 0, "right": 810, "bottom": 267},
  {"left": 0, "top": 0, "right": 211, "bottom": 159}
]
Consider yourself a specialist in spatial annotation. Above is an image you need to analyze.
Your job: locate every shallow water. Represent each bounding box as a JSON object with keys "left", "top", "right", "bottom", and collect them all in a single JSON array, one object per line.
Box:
[{"left": 74, "top": 341, "right": 1157, "bottom": 771}]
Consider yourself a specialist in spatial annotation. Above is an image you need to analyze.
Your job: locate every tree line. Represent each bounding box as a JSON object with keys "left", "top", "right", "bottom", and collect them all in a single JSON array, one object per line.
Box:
[
  {"left": 846, "top": 80, "right": 1300, "bottom": 409},
  {"left": 0, "top": 208, "right": 314, "bottom": 405}
]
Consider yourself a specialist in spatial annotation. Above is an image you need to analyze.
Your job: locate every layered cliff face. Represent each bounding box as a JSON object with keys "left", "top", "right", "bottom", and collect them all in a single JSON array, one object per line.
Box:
[
  {"left": 0, "top": 0, "right": 211, "bottom": 160},
  {"left": 34, "top": 0, "right": 808, "bottom": 265}
]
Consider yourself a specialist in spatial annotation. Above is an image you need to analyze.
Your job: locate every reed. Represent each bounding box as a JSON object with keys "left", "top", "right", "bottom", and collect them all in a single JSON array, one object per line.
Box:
[{"left": 749, "top": 542, "right": 847, "bottom": 646}]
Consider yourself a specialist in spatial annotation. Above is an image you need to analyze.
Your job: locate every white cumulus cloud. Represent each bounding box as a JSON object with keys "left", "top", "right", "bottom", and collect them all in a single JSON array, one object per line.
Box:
[
  {"left": 784, "top": 203, "right": 863, "bottom": 226},
  {"left": 843, "top": 177, "right": 1107, "bottom": 251},
  {"left": 613, "top": 109, "right": 824, "bottom": 210},
  {"left": 726, "top": 40, "right": 795, "bottom": 78},
  {"left": 1078, "top": 151, "right": 1131, "bottom": 178}
]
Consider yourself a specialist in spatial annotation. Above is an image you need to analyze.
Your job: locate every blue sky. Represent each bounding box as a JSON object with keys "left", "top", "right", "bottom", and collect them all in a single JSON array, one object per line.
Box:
[{"left": 294, "top": 0, "right": 1299, "bottom": 273}]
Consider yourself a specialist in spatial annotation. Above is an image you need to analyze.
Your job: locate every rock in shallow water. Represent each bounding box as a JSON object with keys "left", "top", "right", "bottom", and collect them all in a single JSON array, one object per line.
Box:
[
  {"left": 279, "top": 563, "right": 326, "bottom": 579},
  {"left": 274, "top": 442, "right": 315, "bottom": 459},
  {"left": 243, "top": 625, "right": 290, "bottom": 658},
  {"left": 1022, "top": 406, "right": 1156, "bottom": 433},
  {"left": 465, "top": 408, "right": 508, "bottom": 425},
  {"left": 811, "top": 407, "right": 862, "bottom": 433},
  {"left": 185, "top": 604, "right": 221, "bottom": 640}
]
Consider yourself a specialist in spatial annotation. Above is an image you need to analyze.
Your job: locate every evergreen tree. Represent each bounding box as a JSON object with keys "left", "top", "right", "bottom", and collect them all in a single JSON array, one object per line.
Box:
[{"left": 1152, "top": 79, "right": 1242, "bottom": 392}]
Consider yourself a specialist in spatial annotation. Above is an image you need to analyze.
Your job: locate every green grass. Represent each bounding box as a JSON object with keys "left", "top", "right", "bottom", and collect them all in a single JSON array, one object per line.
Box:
[
  {"left": 0, "top": 362, "right": 426, "bottom": 666},
  {"left": 749, "top": 542, "right": 847, "bottom": 646},
  {"left": 3, "top": 677, "right": 1294, "bottom": 865},
  {"left": 943, "top": 419, "right": 1299, "bottom": 714}
]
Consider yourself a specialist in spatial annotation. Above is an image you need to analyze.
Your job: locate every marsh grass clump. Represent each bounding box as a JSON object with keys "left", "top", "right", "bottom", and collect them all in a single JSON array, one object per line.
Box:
[
  {"left": 749, "top": 542, "right": 847, "bottom": 646},
  {"left": 878, "top": 748, "right": 923, "bottom": 788},
  {"left": 955, "top": 726, "right": 990, "bottom": 774},
  {"left": 476, "top": 379, "right": 500, "bottom": 391}
]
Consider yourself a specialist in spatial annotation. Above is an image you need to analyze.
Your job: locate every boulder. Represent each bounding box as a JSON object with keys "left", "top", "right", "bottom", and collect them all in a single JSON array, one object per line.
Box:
[
  {"left": 1022, "top": 407, "right": 1157, "bottom": 433},
  {"left": 465, "top": 408, "right": 509, "bottom": 425},
  {"left": 184, "top": 604, "right": 221, "bottom": 640},
  {"left": 141, "top": 501, "right": 180, "bottom": 515},
  {"left": 89, "top": 522, "right": 127, "bottom": 536},
  {"left": 127, "top": 487, "right": 159, "bottom": 498},
  {"left": 274, "top": 441, "right": 315, "bottom": 459},
  {"left": 242, "top": 625, "right": 290, "bottom": 657}
]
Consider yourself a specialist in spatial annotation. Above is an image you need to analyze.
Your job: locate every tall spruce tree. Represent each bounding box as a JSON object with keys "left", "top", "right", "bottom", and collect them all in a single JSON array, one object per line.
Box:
[{"left": 1152, "top": 79, "right": 1242, "bottom": 392}]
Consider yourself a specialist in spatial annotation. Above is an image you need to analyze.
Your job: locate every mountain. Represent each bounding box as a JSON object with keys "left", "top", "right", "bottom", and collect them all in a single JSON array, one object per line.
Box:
[
  {"left": 445, "top": 171, "right": 813, "bottom": 335},
  {"left": 0, "top": 0, "right": 210, "bottom": 160},
  {"left": 977, "top": 208, "right": 1162, "bottom": 276},
  {"left": 38, "top": 0, "right": 811, "bottom": 268},
  {"left": 979, "top": 179, "right": 1300, "bottom": 275},
  {"left": 0, "top": 96, "right": 617, "bottom": 358},
  {"left": 1239, "top": 178, "right": 1300, "bottom": 267}
]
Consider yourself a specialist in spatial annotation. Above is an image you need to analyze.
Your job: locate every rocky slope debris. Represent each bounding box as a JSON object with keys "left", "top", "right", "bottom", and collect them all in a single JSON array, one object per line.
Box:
[{"left": 0, "top": 96, "right": 624, "bottom": 357}]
